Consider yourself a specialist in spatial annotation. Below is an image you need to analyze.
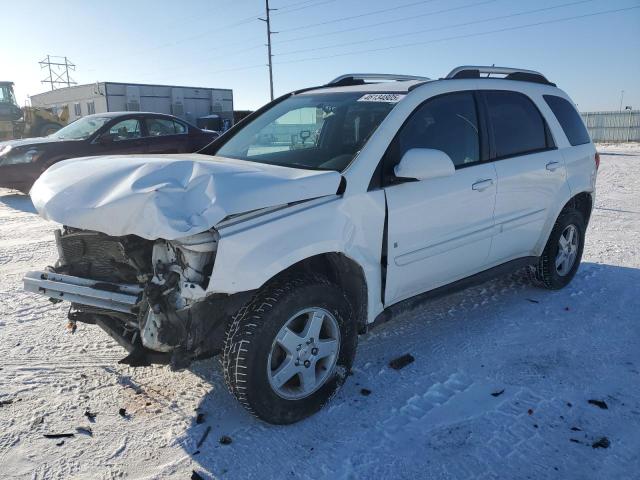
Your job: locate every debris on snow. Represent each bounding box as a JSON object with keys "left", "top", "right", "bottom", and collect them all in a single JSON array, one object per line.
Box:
[
  {"left": 44, "top": 433, "right": 75, "bottom": 439},
  {"left": 196, "top": 413, "right": 205, "bottom": 424},
  {"left": 588, "top": 399, "right": 609, "bottom": 410},
  {"left": 118, "top": 407, "right": 128, "bottom": 417},
  {"left": 84, "top": 410, "right": 97, "bottom": 422},
  {"left": 0, "top": 398, "right": 15, "bottom": 407},
  {"left": 592, "top": 437, "right": 610, "bottom": 449},
  {"left": 491, "top": 389, "right": 505, "bottom": 397},
  {"left": 191, "top": 471, "right": 205, "bottom": 480},
  {"left": 360, "top": 388, "right": 372, "bottom": 396},
  {"left": 389, "top": 354, "right": 415, "bottom": 370},
  {"left": 219, "top": 435, "right": 233, "bottom": 445},
  {"left": 526, "top": 298, "right": 540, "bottom": 304}
]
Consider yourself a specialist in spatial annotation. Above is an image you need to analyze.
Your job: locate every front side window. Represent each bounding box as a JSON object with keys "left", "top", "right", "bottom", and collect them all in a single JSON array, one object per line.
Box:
[
  {"left": 396, "top": 91, "right": 480, "bottom": 168},
  {"left": 213, "top": 92, "right": 398, "bottom": 171},
  {"left": 485, "top": 91, "right": 548, "bottom": 158},
  {"left": 543, "top": 95, "right": 590, "bottom": 146},
  {"left": 51, "top": 116, "right": 111, "bottom": 140},
  {"left": 109, "top": 119, "right": 141, "bottom": 141}
]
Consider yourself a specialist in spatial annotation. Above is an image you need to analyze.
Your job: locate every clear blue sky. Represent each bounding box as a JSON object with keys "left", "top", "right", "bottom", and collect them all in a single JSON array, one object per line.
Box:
[{"left": 3, "top": 0, "right": 639, "bottom": 111}]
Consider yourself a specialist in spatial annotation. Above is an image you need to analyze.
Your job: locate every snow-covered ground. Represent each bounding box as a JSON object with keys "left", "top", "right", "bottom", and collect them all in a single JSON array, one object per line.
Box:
[{"left": 1, "top": 144, "right": 639, "bottom": 480}]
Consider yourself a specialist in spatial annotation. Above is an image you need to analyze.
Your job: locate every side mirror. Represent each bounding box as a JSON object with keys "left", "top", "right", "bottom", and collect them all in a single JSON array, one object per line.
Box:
[{"left": 394, "top": 148, "right": 455, "bottom": 181}]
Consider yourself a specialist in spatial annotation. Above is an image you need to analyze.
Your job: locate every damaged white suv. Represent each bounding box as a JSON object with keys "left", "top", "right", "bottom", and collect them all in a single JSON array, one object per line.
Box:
[{"left": 25, "top": 66, "right": 598, "bottom": 424}]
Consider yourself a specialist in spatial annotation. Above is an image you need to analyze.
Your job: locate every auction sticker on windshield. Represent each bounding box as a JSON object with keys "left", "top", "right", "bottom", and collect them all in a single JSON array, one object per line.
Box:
[{"left": 357, "top": 93, "right": 405, "bottom": 103}]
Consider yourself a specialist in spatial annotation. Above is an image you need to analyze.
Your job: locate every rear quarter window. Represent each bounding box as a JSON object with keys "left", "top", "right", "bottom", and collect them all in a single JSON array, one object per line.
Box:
[{"left": 543, "top": 95, "right": 591, "bottom": 146}]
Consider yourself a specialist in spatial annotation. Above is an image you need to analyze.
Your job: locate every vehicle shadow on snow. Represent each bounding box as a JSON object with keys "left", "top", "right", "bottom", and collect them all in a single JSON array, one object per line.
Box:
[
  {"left": 0, "top": 190, "right": 37, "bottom": 214},
  {"left": 178, "top": 261, "right": 640, "bottom": 479}
]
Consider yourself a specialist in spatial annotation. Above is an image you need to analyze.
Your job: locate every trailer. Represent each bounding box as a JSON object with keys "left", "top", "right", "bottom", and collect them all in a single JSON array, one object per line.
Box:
[{"left": 30, "top": 82, "right": 233, "bottom": 130}]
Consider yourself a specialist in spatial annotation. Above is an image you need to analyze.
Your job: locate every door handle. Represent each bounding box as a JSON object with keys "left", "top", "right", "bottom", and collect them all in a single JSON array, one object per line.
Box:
[
  {"left": 546, "top": 161, "right": 561, "bottom": 171},
  {"left": 472, "top": 179, "right": 494, "bottom": 191}
]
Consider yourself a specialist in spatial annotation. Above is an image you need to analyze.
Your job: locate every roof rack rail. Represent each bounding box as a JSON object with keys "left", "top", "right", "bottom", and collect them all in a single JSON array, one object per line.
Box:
[
  {"left": 327, "top": 73, "right": 430, "bottom": 87},
  {"left": 445, "top": 66, "right": 555, "bottom": 86}
]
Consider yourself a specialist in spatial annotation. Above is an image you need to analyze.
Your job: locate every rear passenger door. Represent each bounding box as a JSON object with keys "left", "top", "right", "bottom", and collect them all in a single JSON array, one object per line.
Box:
[
  {"left": 482, "top": 90, "right": 567, "bottom": 263},
  {"left": 384, "top": 91, "right": 497, "bottom": 305},
  {"left": 144, "top": 117, "right": 190, "bottom": 154}
]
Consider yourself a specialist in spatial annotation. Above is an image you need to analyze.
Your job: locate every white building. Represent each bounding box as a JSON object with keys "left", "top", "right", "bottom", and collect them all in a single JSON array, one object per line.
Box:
[{"left": 30, "top": 82, "right": 234, "bottom": 128}]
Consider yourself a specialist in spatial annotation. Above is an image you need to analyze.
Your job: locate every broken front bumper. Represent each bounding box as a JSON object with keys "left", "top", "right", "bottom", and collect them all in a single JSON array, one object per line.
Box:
[{"left": 23, "top": 270, "right": 142, "bottom": 313}]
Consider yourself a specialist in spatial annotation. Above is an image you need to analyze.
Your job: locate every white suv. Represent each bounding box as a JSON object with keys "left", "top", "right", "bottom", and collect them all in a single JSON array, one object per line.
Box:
[{"left": 25, "top": 66, "right": 598, "bottom": 424}]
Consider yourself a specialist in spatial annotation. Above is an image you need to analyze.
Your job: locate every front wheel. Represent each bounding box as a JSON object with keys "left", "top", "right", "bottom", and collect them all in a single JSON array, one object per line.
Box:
[
  {"left": 529, "top": 209, "right": 586, "bottom": 289},
  {"left": 222, "top": 275, "right": 357, "bottom": 424}
]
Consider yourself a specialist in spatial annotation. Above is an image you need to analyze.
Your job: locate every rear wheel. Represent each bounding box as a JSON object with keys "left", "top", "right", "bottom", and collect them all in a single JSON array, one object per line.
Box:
[
  {"left": 529, "top": 209, "right": 585, "bottom": 289},
  {"left": 222, "top": 275, "right": 357, "bottom": 424}
]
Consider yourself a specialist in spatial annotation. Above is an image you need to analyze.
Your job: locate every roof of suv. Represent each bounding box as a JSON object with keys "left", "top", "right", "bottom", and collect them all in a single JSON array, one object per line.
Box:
[{"left": 301, "top": 66, "right": 557, "bottom": 96}]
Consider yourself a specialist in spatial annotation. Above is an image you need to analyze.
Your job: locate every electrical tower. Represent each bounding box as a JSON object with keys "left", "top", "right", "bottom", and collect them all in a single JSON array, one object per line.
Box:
[
  {"left": 259, "top": 0, "right": 276, "bottom": 101},
  {"left": 39, "top": 55, "right": 77, "bottom": 90}
]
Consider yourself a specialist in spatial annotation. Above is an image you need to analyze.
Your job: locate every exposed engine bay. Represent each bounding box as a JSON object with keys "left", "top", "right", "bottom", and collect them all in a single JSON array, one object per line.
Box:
[{"left": 25, "top": 227, "right": 250, "bottom": 368}]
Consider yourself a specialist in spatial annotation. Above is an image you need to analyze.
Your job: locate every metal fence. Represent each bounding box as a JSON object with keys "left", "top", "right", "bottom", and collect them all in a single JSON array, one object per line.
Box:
[{"left": 580, "top": 110, "right": 640, "bottom": 143}]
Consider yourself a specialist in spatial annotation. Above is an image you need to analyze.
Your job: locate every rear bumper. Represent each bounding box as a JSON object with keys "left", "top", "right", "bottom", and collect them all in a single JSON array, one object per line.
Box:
[{"left": 23, "top": 270, "right": 142, "bottom": 313}]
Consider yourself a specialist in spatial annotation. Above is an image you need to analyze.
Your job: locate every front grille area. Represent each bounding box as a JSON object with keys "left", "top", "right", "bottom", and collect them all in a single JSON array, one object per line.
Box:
[{"left": 57, "top": 229, "right": 152, "bottom": 284}]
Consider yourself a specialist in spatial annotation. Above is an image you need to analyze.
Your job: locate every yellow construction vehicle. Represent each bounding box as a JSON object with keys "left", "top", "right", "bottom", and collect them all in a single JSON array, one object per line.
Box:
[{"left": 0, "top": 81, "right": 68, "bottom": 141}]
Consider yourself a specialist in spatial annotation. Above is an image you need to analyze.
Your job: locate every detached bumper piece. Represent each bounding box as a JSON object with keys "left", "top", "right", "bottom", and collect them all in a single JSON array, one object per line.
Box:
[{"left": 23, "top": 270, "right": 142, "bottom": 313}]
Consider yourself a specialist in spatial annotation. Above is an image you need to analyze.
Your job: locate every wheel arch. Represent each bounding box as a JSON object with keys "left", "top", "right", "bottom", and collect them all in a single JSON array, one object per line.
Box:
[{"left": 261, "top": 252, "right": 369, "bottom": 334}]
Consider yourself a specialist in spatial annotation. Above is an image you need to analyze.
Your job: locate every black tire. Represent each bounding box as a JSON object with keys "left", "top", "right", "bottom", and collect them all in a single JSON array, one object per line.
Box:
[
  {"left": 222, "top": 274, "right": 357, "bottom": 424},
  {"left": 529, "top": 208, "right": 585, "bottom": 290}
]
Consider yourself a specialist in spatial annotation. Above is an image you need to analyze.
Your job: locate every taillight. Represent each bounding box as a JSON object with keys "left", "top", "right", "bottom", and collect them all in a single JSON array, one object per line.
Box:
[{"left": 594, "top": 152, "right": 600, "bottom": 170}]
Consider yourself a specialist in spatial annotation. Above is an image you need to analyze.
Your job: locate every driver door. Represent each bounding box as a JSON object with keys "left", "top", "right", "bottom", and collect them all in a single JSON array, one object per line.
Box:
[{"left": 383, "top": 91, "right": 497, "bottom": 305}]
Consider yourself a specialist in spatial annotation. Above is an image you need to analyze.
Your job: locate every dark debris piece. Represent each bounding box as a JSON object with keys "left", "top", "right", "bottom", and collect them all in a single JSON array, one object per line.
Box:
[
  {"left": 196, "top": 413, "right": 205, "bottom": 424},
  {"left": 526, "top": 298, "right": 540, "bottom": 304},
  {"left": 219, "top": 435, "right": 233, "bottom": 445},
  {"left": 191, "top": 471, "right": 205, "bottom": 480},
  {"left": 592, "top": 437, "right": 610, "bottom": 449},
  {"left": 84, "top": 410, "right": 97, "bottom": 422},
  {"left": 588, "top": 399, "right": 608, "bottom": 410},
  {"left": 569, "top": 438, "right": 583, "bottom": 444},
  {"left": 491, "top": 389, "right": 505, "bottom": 397},
  {"left": 570, "top": 427, "right": 582, "bottom": 432},
  {"left": 56, "top": 440, "right": 65, "bottom": 447},
  {"left": 389, "top": 354, "right": 415, "bottom": 370},
  {"left": 118, "top": 408, "right": 127, "bottom": 417},
  {"left": 360, "top": 388, "right": 372, "bottom": 396},
  {"left": 44, "top": 433, "right": 75, "bottom": 439},
  {"left": 0, "top": 399, "right": 14, "bottom": 407}
]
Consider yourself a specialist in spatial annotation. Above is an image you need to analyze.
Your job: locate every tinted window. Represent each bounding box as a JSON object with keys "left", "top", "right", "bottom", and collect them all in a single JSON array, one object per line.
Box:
[
  {"left": 544, "top": 95, "right": 590, "bottom": 146},
  {"left": 485, "top": 91, "right": 547, "bottom": 158},
  {"left": 397, "top": 92, "right": 479, "bottom": 167}
]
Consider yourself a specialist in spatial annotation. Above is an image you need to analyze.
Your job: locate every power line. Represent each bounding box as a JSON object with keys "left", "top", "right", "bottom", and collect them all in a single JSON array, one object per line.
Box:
[
  {"left": 276, "top": 0, "right": 498, "bottom": 44},
  {"left": 279, "top": 0, "right": 440, "bottom": 33},
  {"left": 273, "top": 0, "right": 337, "bottom": 15},
  {"left": 275, "top": 0, "right": 594, "bottom": 57},
  {"left": 275, "top": 5, "right": 640, "bottom": 66}
]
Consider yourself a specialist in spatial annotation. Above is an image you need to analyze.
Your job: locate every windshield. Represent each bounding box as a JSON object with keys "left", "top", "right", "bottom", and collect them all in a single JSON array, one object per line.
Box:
[
  {"left": 0, "top": 85, "right": 17, "bottom": 105},
  {"left": 214, "top": 92, "right": 400, "bottom": 171},
  {"left": 51, "top": 116, "right": 111, "bottom": 140}
]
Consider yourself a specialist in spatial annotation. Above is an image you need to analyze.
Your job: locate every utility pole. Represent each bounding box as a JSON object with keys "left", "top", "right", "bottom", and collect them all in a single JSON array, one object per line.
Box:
[
  {"left": 39, "top": 55, "right": 77, "bottom": 90},
  {"left": 259, "top": 0, "right": 276, "bottom": 101},
  {"left": 619, "top": 90, "right": 625, "bottom": 112}
]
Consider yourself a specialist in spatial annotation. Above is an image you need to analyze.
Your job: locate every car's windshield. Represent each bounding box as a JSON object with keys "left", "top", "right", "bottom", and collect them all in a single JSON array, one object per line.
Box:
[
  {"left": 51, "top": 116, "right": 111, "bottom": 140},
  {"left": 214, "top": 92, "right": 401, "bottom": 171}
]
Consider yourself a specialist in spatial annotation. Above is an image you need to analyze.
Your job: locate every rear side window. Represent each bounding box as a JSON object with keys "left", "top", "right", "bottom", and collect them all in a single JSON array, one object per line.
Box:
[
  {"left": 543, "top": 95, "right": 590, "bottom": 146},
  {"left": 485, "top": 91, "right": 548, "bottom": 158}
]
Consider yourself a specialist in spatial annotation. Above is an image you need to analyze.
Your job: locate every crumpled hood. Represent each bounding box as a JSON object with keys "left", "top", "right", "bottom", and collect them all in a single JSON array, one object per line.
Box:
[{"left": 30, "top": 154, "right": 342, "bottom": 240}]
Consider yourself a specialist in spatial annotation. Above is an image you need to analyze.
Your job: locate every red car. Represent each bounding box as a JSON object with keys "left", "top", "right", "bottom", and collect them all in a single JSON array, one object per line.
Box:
[{"left": 0, "top": 112, "right": 219, "bottom": 192}]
